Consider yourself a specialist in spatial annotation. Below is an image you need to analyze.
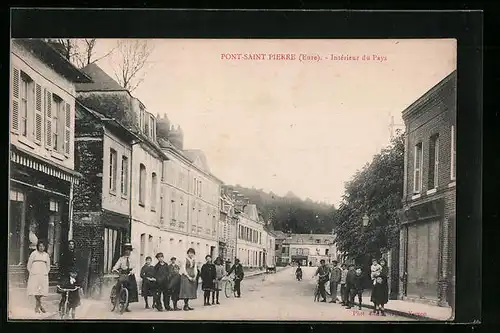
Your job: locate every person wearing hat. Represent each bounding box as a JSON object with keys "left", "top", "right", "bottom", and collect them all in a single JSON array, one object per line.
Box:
[
  {"left": 329, "top": 260, "right": 342, "bottom": 303},
  {"left": 167, "top": 257, "right": 182, "bottom": 310},
  {"left": 112, "top": 243, "right": 139, "bottom": 311},
  {"left": 226, "top": 258, "right": 244, "bottom": 298},
  {"left": 153, "top": 252, "right": 170, "bottom": 311}
]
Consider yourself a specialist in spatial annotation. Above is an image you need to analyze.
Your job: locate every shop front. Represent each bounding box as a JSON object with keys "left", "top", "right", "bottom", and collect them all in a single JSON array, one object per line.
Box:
[
  {"left": 401, "top": 198, "right": 444, "bottom": 304},
  {"left": 9, "top": 147, "right": 80, "bottom": 288}
]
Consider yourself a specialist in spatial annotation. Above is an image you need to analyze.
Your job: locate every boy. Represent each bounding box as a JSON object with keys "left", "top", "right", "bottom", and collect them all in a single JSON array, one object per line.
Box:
[
  {"left": 154, "top": 253, "right": 170, "bottom": 311},
  {"left": 168, "top": 261, "right": 182, "bottom": 310},
  {"left": 140, "top": 256, "right": 156, "bottom": 309},
  {"left": 58, "top": 270, "right": 81, "bottom": 319},
  {"left": 339, "top": 263, "right": 348, "bottom": 305},
  {"left": 329, "top": 260, "right": 341, "bottom": 303},
  {"left": 348, "top": 266, "right": 364, "bottom": 310}
]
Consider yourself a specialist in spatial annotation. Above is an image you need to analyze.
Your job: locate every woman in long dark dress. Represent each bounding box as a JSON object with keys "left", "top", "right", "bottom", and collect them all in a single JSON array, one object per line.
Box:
[
  {"left": 111, "top": 243, "right": 139, "bottom": 312},
  {"left": 59, "top": 240, "right": 79, "bottom": 281},
  {"left": 200, "top": 255, "right": 216, "bottom": 306},
  {"left": 179, "top": 248, "right": 198, "bottom": 311},
  {"left": 140, "top": 256, "right": 156, "bottom": 309},
  {"left": 378, "top": 258, "right": 390, "bottom": 315}
]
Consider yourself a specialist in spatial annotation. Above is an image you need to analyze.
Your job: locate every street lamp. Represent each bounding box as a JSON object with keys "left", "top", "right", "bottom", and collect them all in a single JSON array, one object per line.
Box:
[{"left": 362, "top": 213, "right": 370, "bottom": 227}]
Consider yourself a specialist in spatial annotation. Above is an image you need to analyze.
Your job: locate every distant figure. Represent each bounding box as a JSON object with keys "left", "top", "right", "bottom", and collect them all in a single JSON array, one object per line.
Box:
[
  {"left": 295, "top": 263, "right": 303, "bottom": 281},
  {"left": 309, "top": 261, "right": 312, "bottom": 267}
]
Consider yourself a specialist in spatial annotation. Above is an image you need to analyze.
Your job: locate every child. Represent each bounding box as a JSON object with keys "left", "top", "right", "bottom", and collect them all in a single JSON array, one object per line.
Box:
[
  {"left": 370, "top": 276, "right": 387, "bottom": 316},
  {"left": 200, "top": 255, "right": 216, "bottom": 306},
  {"left": 154, "top": 253, "right": 170, "bottom": 311},
  {"left": 58, "top": 270, "right": 81, "bottom": 319},
  {"left": 212, "top": 257, "right": 225, "bottom": 305},
  {"left": 140, "top": 256, "right": 156, "bottom": 309},
  {"left": 168, "top": 263, "right": 182, "bottom": 310},
  {"left": 370, "top": 259, "right": 382, "bottom": 286},
  {"left": 348, "top": 267, "right": 364, "bottom": 310}
]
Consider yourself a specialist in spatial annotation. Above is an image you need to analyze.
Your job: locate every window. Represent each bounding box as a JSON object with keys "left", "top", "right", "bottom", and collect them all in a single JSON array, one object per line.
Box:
[
  {"left": 428, "top": 135, "right": 440, "bottom": 190},
  {"left": 193, "top": 177, "right": 197, "bottom": 194},
  {"left": 325, "top": 249, "right": 329, "bottom": 255},
  {"left": 451, "top": 125, "right": 456, "bottom": 180},
  {"left": 109, "top": 149, "right": 117, "bottom": 192},
  {"left": 52, "top": 94, "right": 68, "bottom": 153},
  {"left": 413, "top": 142, "right": 423, "bottom": 193},
  {"left": 104, "top": 227, "right": 123, "bottom": 273},
  {"left": 121, "top": 156, "right": 128, "bottom": 196},
  {"left": 171, "top": 198, "right": 176, "bottom": 221},
  {"left": 139, "top": 164, "right": 146, "bottom": 206},
  {"left": 151, "top": 172, "right": 158, "bottom": 211},
  {"left": 140, "top": 233, "right": 146, "bottom": 261},
  {"left": 316, "top": 239, "right": 320, "bottom": 244},
  {"left": 148, "top": 235, "right": 153, "bottom": 257},
  {"left": 49, "top": 199, "right": 60, "bottom": 212},
  {"left": 149, "top": 115, "right": 155, "bottom": 139},
  {"left": 20, "top": 74, "right": 31, "bottom": 137}
]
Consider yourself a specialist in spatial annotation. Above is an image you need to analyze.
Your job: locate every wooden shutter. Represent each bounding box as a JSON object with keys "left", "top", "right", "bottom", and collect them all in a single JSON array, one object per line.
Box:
[
  {"left": 11, "top": 67, "right": 20, "bottom": 133},
  {"left": 64, "top": 102, "right": 71, "bottom": 156},
  {"left": 34, "top": 83, "right": 43, "bottom": 144},
  {"left": 45, "top": 89, "right": 53, "bottom": 149}
]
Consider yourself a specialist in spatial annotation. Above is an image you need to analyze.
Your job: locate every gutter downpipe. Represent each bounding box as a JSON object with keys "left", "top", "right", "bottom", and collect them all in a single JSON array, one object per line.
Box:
[{"left": 128, "top": 139, "right": 142, "bottom": 243}]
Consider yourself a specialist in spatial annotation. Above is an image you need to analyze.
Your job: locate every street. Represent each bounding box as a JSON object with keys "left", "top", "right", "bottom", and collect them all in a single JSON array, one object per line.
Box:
[{"left": 76, "top": 267, "right": 412, "bottom": 321}]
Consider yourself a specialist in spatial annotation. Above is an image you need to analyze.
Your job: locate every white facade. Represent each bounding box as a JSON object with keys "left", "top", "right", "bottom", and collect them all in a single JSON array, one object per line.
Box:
[
  {"left": 262, "top": 230, "right": 276, "bottom": 267},
  {"left": 285, "top": 233, "right": 337, "bottom": 266},
  {"left": 236, "top": 205, "right": 267, "bottom": 268}
]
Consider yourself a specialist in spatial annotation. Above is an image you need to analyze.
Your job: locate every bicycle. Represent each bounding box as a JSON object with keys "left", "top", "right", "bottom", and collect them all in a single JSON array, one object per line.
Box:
[
  {"left": 110, "top": 271, "right": 130, "bottom": 314},
  {"left": 222, "top": 276, "right": 237, "bottom": 298},
  {"left": 56, "top": 285, "right": 81, "bottom": 319},
  {"left": 313, "top": 279, "right": 331, "bottom": 302}
]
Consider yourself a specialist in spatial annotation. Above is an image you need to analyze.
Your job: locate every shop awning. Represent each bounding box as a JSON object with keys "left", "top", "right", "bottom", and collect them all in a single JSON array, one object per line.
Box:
[{"left": 11, "top": 145, "right": 82, "bottom": 185}]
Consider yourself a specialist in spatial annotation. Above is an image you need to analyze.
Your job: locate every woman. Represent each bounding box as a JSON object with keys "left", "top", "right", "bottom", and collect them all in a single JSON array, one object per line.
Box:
[
  {"left": 378, "top": 258, "right": 390, "bottom": 315},
  {"left": 112, "top": 243, "right": 139, "bottom": 312},
  {"left": 140, "top": 256, "right": 156, "bottom": 309},
  {"left": 27, "top": 240, "right": 50, "bottom": 313},
  {"left": 212, "top": 257, "right": 225, "bottom": 305},
  {"left": 200, "top": 255, "right": 216, "bottom": 306},
  {"left": 179, "top": 248, "right": 198, "bottom": 311}
]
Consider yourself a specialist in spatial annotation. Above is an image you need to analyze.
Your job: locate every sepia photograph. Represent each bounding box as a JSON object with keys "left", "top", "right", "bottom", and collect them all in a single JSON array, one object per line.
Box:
[{"left": 8, "top": 35, "right": 458, "bottom": 322}]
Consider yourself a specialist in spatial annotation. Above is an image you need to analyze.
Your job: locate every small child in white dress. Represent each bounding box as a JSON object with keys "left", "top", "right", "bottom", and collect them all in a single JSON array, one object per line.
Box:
[{"left": 370, "top": 259, "right": 382, "bottom": 285}]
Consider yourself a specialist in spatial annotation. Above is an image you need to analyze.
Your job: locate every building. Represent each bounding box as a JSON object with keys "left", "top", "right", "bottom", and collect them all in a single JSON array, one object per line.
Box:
[
  {"left": 218, "top": 186, "right": 238, "bottom": 261},
  {"left": 284, "top": 233, "right": 337, "bottom": 267},
  {"left": 235, "top": 203, "right": 267, "bottom": 268},
  {"left": 9, "top": 39, "right": 92, "bottom": 288},
  {"left": 263, "top": 227, "right": 276, "bottom": 268},
  {"left": 399, "top": 70, "right": 456, "bottom": 307},
  {"left": 156, "top": 122, "right": 223, "bottom": 263},
  {"left": 273, "top": 231, "right": 288, "bottom": 266},
  {"left": 73, "top": 63, "right": 168, "bottom": 294}
]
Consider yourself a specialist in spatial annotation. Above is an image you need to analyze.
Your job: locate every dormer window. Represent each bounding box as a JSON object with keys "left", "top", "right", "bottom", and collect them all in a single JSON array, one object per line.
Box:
[{"left": 149, "top": 114, "right": 155, "bottom": 140}]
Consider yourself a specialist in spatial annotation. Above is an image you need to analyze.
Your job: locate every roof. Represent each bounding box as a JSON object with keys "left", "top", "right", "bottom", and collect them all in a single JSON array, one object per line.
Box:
[
  {"left": 284, "top": 233, "right": 336, "bottom": 245},
  {"left": 184, "top": 149, "right": 210, "bottom": 172},
  {"left": 75, "top": 63, "right": 127, "bottom": 92},
  {"left": 402, "top": 70, "right": 457, "bottom": 120},
  {"left": 12, "top": 39, "right": 92, "bottom": 84},
  {"left": 273, "top": 231, "right": 287, "bottom": 239}
]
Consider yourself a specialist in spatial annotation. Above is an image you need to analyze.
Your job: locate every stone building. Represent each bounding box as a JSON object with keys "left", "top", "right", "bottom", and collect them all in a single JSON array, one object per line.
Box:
[
  {"left": 218, "top": 186, "right": 238, "bottom": 261},
  {"left": 234, "top": 202, "right": 268, "bottom": 268},
  {"left": 9, "top": 39, "right": 91, "bottom": 288},
  {"left": 284, "top": 233, "right": 337, "bottom": 267},
  {"left": 399, "top": 70, "right": 456, "bottom": 307}
]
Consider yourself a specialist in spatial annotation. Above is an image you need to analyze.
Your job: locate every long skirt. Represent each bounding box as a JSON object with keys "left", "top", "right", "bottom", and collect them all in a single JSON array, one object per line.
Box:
[
  {"left": 370, "top": 282, "right": 389, "bottom": 305},
  {"left": 202, "top": 279, "right": 215, "bottom": 292},
  {"left": 27, "top": 273, "right": 49, "bottom": 296},
  {"left": 123, "top": 274, "right": 139, "bottom": 303},
  {"left": 179, "top": 275, "right": 197, "bottom": 299}
]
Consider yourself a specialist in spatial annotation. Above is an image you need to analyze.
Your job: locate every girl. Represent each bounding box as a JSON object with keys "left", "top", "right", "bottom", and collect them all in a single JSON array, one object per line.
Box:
[
  {"left": 200, "top": 255, "right": 216, "bottom": 306},
  {"left": 27, "top": 240, "right": 50, "bottom": 313},
  {"left": 140, "top": 256, "right": 156, "bottom": 309},
  {"left": 378, "top": 258, "right": 390, "bottom": 315},
  {"left": 370, "top": 276, "right": 386, "bottom": 315},
  {"left": 212, "top": 257, "right": 225, "bottom": 305},
  {"left": 179, "top": 248, "right": 198, "bottom": 311}
]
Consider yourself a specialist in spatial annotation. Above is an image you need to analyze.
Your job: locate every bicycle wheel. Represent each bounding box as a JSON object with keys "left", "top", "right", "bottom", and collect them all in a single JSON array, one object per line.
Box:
[
  {"left": 224, "top": 280, "right": 233, "bottom": 298},
  {"left": 110, "top": 286, "right": 117, "bottom": 311},
  {"left": 62, "top": 301, "right": 69, "bottom": 319},
  {"left": 118, "top": 287, "right": 129, "bottom": 314}
]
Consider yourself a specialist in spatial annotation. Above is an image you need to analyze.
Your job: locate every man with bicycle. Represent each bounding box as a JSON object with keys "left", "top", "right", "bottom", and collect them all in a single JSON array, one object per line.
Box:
[
  {"left": 226, "top": 258, "right": 244, "bottom": 298},
  {"left": 112, "top": 243, "right": 139, "bottom": 312},
  {"left": 313, "top": 259, "right": 331, "bottom": 303}
]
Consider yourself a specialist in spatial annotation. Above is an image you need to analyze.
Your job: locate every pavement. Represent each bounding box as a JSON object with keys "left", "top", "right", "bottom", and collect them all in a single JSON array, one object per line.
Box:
[{"left": 7, "top": 267, "right": 449, "bottom": 321}]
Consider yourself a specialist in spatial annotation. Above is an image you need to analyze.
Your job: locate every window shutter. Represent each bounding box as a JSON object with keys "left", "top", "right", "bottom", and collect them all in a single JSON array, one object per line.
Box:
[
  {"left": 45, "top": 89, "right": 53, "bottom": 149},
  {"left": 34, "top": 83, "right": 43, "bottom": 144},
  {"left": 11, "top": 67, "right": 20, "bottom": 133},
  {"left": 64, "top": 102, "right": 71, "bottom": 155}
]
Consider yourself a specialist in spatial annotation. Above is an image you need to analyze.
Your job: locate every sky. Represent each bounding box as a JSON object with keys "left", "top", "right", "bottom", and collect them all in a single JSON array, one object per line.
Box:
[{"left": 92, "top": 39, "right": 456, "bottom": 207}]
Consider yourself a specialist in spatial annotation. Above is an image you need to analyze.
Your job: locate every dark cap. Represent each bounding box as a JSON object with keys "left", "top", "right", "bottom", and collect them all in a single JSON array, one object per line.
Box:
[
  {"left": 170, "top": 257, "right": 176, "bottom": 261},
  {"left": 156, "top": 252, "right": 164, "bottom": 259}
]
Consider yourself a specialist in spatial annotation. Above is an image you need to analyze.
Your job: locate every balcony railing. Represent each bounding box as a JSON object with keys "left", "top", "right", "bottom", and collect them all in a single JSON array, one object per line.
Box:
[
  {"left": 197, "top": 226, "right": 203, "bottom": 233},
  {"left": 179, "top": 221, "right": 185, "bottom": 229},
  {"left": 170, "top": 219, "right": 177, "bottom": 228}
]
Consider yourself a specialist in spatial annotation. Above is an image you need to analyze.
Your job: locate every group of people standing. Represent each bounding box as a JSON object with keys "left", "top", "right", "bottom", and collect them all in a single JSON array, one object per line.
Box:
[{"left": 309, "top": 258, "right": 390, "bottom": 316}]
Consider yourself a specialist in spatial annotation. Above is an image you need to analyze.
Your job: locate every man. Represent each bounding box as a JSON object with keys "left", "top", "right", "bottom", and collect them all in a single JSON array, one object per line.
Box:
[
  {"left": 339, "top": 263, "right": 348, "bottom": 305},
  {"left": 329, "top": 260, "right": 341, "bottom": 303},
  {"left": 111, "top": 243, "right": 139, "bottom": 312},
  {"left": 313, "top": 259, "right": 331, "bottom": 303},
  {"left": 226, "top": 258, "right": 244, "bottom": 298},
  {"left": 344, "top": 264, "right": 356, "bottom": 308}
]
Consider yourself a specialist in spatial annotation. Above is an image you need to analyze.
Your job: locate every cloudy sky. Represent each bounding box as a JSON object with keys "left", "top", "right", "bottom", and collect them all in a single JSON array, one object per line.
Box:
[{"left": 93, "top": 39, "right": 456, "bottom": 207}]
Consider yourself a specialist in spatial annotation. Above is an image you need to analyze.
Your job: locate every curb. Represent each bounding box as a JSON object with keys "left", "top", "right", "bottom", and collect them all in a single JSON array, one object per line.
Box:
[{"left": 357, "top": 302, "right": 443, "bottom": 321}]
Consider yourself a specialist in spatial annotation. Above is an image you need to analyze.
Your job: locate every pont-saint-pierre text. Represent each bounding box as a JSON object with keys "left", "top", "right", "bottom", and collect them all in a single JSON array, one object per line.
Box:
[{"left": 220, "top": 53, "right": 388, "bottom": 62}]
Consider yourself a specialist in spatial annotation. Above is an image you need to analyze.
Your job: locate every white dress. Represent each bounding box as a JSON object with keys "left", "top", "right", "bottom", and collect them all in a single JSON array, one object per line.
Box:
[{"left": 27, "top": 251, "right": 50, "bottom": 296}]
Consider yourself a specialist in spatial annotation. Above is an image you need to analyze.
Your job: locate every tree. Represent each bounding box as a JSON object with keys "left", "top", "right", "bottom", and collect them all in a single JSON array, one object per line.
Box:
[
  {"left": 109, "top": 40, "right": 154, "bottom": 92},
  {"left": 334, "top": 130, "right": 404, "bottom": 263},
  {"left": 48, "top": 39, "right": 115, "bottom": 68}
]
